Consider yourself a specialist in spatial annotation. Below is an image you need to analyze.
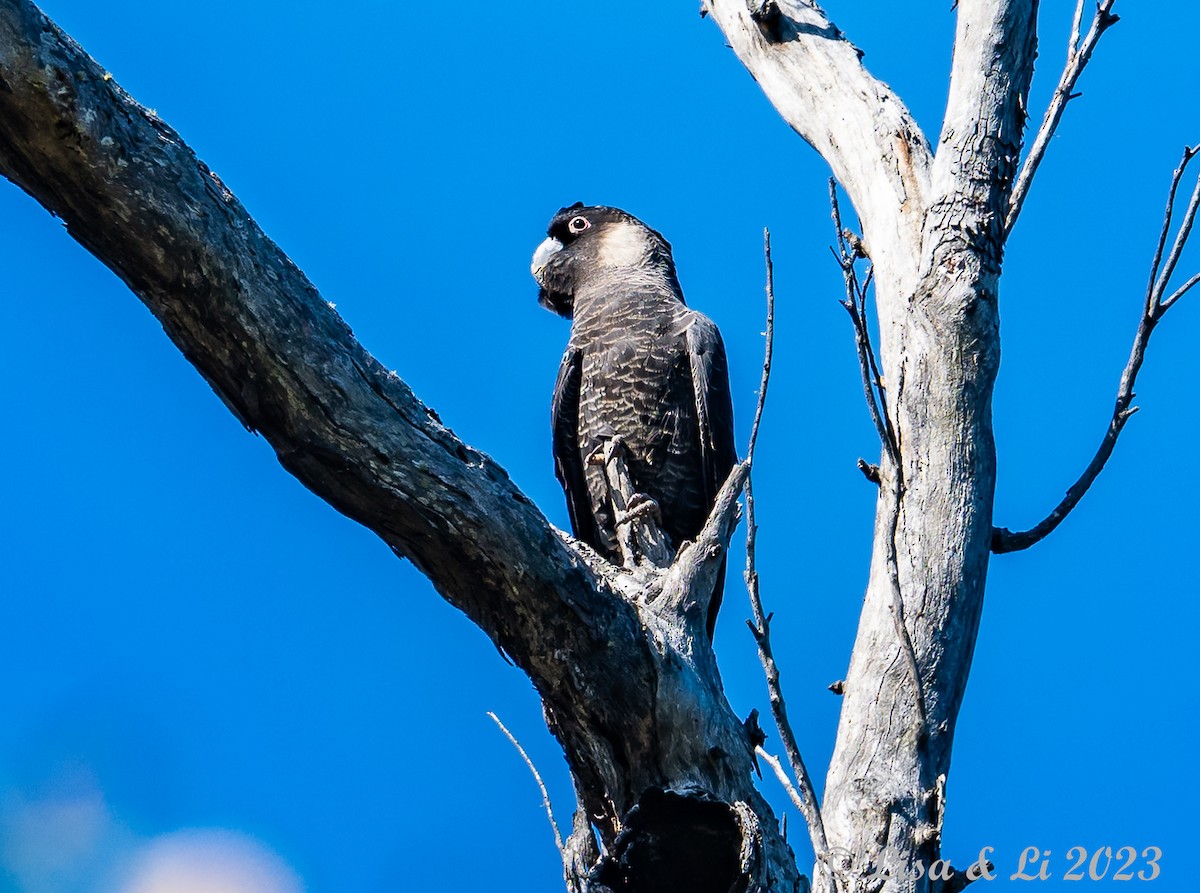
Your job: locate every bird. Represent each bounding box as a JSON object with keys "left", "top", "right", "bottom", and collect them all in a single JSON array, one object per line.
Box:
[{"left": 531, "top": 203, "right": 737, "bottom": 638}]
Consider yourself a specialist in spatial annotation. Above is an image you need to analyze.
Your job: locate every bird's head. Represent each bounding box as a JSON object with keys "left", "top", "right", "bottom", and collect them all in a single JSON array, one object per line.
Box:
[{"left": 531, "top": 203, "right": 677, "bottom": 318}]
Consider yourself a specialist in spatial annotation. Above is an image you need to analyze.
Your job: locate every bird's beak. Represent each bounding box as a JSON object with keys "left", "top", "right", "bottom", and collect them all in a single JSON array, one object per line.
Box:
[{"left": 531, "top": 237, "right": 563, "bottom": 286}]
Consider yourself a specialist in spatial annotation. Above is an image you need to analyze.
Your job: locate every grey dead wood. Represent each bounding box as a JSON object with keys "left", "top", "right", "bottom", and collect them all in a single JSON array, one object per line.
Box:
[
  {"left": 992, "top": 145, "right": 1200, "bottom": 552},
  {"left": 0, "top": 2, "right": 802, "bottom": 890},
  {"left": 2, "top": 0, "right": 1191, "bottom": 890},
  {"left": 708, "top": 1, "right": 1035, "bottom": 887},
  {"left": 707, "top": 1, "right": 1189, "bottom": 891},
  {"left": 706, "top": 0, "right": 1031, "bottom": 890}
]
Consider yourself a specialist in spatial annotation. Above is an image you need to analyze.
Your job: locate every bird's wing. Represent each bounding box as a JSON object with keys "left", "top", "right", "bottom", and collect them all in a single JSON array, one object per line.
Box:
[
  {"left": 686, "top": 313, "right": 739, "bottom": 506},
  {"left": 551, "top": 346, "right": 600, "bottom": 547},
  {"left": 686, "top": 313, "right": 738, "bottom": 638}
]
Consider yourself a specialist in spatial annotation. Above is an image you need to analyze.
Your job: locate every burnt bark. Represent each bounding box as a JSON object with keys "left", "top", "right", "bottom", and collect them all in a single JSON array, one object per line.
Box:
[
  {"left": 0, "top": 1, "right": 801, "bottom": 889},
  {"left": 3, "top": 1, "right": 1183, "bottom": 891}
]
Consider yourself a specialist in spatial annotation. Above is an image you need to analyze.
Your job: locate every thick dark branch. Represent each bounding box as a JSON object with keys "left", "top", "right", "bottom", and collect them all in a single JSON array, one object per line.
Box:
[
  {"left": 1005, "top": 0, "right": 1120, "bottom": 236},
  {"left": 0, "top": 8, "right": 811, "bottom": 884},
  {"left": 0, "top": 1, "right": 642, "bottom": 693},
  {"left": 993, "top": 146, "right": 1199, "bottom": 553}
]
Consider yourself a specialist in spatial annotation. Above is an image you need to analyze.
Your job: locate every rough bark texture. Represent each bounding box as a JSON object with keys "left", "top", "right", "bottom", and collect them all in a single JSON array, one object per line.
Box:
[
  {"left": 0, "top": 2, "right": 802, "bottom": 890},
  {"left": 1, "top": 0, "right": 1096, "bottom": 890},
  {"left": 707, "top": 1, "right": 1037, "bottom": 890}
]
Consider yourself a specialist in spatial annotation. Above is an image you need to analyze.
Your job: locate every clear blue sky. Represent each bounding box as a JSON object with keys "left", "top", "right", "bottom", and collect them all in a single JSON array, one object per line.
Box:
[{"left": 1, "top": 1, "right": 1197, "bottom": 890}]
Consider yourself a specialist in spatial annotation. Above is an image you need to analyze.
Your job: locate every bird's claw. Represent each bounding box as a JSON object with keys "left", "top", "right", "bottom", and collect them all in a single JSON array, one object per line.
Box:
[{"left": 615, "top": 493, "right": 662, "bottom": 528}]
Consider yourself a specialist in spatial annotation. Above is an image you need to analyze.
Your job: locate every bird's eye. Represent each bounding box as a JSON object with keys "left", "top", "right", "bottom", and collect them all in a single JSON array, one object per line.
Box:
[{"left": 568, "top": 215, "right": 590, "bottom": 234}]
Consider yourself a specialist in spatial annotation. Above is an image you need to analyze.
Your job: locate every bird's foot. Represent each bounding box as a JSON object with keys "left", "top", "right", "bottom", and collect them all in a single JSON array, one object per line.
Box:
[
  {"left": 615, "top": 493, "right": 662, "bottom": 528},
  {"left": 586, "top": 436, "right": 628, "bottom": 468}
]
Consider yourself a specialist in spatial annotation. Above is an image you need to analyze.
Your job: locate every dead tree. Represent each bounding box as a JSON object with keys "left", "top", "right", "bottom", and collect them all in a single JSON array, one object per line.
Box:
[
  {"left": 0, "top": 1, "right": 1193, "bottom": 891},
  {"left": 707, "top": 1, "right": 1196, "bottom": 890}
]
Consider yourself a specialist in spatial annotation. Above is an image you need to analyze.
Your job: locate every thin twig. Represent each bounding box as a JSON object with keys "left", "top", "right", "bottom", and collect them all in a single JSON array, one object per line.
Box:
[
  {"left": 488, "top": 712, "right": 565, "bottom": 856},
  {"left": 747, "top": 228, "right": 775, "bottom": 466},
  {"left": 829, "top": 179, "right": 896, "bottom": 460},
  {"left": 755, "top": 745, "right": 807, "bottom": 814},
  {"left": 994, "top": 146, "right": 1200, "bottom": 553},
  {"left": 1150, "top": 151, "right": 1200, "bottom": 309},
  {"left": 1161, "top": 270, "right": 1200, "bottom": 312},
  {"left": 829, "top": 181, "right": 927, "bottom": 729},
  {"left": 1067, "top": 0, "right": 1086, "bottom": 54},
  {"left": 883, "top": 455, "right": 927, "bottom": 732},
  {"left": 744, "top": 230, "right": 829, "bottom": 864},
  {"left": 1005, "top": 0, "right": 1120, "bottom": 236},
  {"left": 1143, "top": 148, "right": 1196, "bottom": 306}
]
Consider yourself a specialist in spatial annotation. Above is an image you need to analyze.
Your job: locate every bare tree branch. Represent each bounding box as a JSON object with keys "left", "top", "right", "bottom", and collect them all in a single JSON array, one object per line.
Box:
[
  {"left": 993, "top": 146, "right": 1199, "bottom": 553},
  {"left": 1143, "top": 147, "right": 1199, "bottom": 302},
  {"left": 754, "top": 746, "right": 807, "bottom": 818},
  {"left": 1005, "top": 0, "right": 1120, "bottom": 236},
  {"left": 0, "top": 4, "right": 805, "bottom": 886},
  {"left": 706, "top": 0, "right": 932, "bottom": 292},
  {"left": 829, "top": 180, "right": 895, "bottom": 462},
  {"left": 933, "top": 0, "right": 1039, "bottom": 242},
  {"left": 828, "top": 180, "right": 928, "bottom": 738},
  {"left": 1161, "top": 270, "right": 1200, "bottom": 311},
  {"left": 488, "top": 712, "right": 566, "bottom": 858},
  {"left": 815, "top": 4, "right": 1037, "bottom": 886},
  {"left": 1150, "top": 150, "right": 1200, "bottom": 307},
  {"left": 593, "top": 438, "right": 675, "bottom": 571},
  {"left": 743, "top": 230, "right": 828, "bottom": 871},
  {"left": 746, "top": 229, "right": 776, "bottom": 466}
]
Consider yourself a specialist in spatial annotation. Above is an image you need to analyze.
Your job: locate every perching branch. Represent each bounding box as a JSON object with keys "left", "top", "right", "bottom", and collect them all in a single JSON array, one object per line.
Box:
[
  {"left": 593, "top": 438, "right": 675, "bottom": 571},
  {"left": 993, "top": 146, "right": 1200, "bottom": 553},
  {"left": 1005, "top": 0, "right": 1120, "bottom": 236},
  {"left": 0, "top": 4, "right": 804, "bottom": 886},
  {"left": 743, "top": 230, "right": 828, "bottom": 869}
]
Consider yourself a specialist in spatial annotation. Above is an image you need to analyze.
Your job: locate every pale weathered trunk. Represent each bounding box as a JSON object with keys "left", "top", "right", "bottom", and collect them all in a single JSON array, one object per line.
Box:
[
  {"left": 1, "top": 0, "right": 1087, "bottom": 889},
  {"left": 708, "top": 2, "right": 1036, "bottom": 889}
]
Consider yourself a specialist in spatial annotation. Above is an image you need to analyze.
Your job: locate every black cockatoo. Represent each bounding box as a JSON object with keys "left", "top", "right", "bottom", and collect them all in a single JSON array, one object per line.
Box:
[{"left": 532, "top": 204, "right": 737, "bottom": 638}]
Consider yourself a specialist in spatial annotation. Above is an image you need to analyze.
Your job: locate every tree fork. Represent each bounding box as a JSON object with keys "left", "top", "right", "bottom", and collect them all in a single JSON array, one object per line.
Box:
[
  {"left": 708, "top": 2, "right": 1035, "bottom": 889},
  {"left": 0, "top": 2, "right": 802, "bottom": 889}
]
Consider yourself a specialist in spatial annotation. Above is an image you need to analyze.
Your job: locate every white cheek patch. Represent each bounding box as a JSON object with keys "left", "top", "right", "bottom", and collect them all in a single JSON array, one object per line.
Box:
[{"left": 596, "top": 221, "right": 650, "bottom": 268}]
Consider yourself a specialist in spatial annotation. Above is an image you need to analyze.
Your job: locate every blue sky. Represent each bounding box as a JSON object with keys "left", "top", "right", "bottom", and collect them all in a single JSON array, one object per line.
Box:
[{"left": 1, "top": 1, "right": 1196, "bottom": 890}]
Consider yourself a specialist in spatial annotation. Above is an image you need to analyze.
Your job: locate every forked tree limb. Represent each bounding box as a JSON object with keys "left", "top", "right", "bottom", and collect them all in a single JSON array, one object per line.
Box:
[
  {"left": 705, "top": 0, "right": 932, "bottom": 291},
  {"left": 0, "top": 3, "right": 803, "bottom": 886},
  {"left": 1005, "top": 0, "right": 1120, "bottom": 236},
  {"left": 993, "top": 146, "right": 1200, "bottom": 553},
  {"left": 812, "top": 3, "right": 1036, "bottom": 888}
]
